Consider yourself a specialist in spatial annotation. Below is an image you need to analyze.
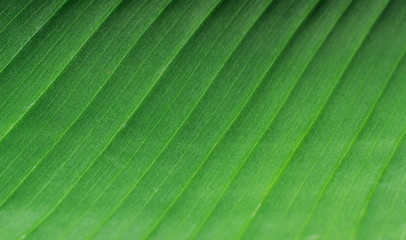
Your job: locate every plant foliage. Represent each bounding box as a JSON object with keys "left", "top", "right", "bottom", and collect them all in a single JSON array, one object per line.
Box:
[{"left": 1, "top": 0, "right": 406, "bottom": 239}]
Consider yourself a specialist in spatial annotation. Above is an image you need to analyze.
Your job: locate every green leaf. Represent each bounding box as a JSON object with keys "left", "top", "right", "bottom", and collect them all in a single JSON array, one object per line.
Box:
[{"left": 1, "top": 0, "right": 405, "bottom": 239}]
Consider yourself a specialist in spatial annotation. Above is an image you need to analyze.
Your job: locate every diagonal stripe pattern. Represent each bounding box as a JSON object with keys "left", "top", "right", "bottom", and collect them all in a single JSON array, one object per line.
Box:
[{"left": 0, "top": 0, "right": 405, "bottom": 239}]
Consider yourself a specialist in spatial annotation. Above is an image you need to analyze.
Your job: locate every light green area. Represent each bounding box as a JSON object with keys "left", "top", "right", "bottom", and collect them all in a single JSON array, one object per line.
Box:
[{"left": 0, "top": 0, "right": 405, "bottom": 239}]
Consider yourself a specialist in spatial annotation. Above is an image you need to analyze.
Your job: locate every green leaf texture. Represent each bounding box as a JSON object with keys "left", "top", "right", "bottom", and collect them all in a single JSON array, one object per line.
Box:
[{"left": 1, "top": 0, "right": 406, "bottom": 239}]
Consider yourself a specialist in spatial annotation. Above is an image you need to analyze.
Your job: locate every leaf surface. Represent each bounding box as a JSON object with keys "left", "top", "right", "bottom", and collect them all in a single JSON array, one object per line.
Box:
[{"left": 1, "top": 0, "right": 406, "bottom": 239}]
